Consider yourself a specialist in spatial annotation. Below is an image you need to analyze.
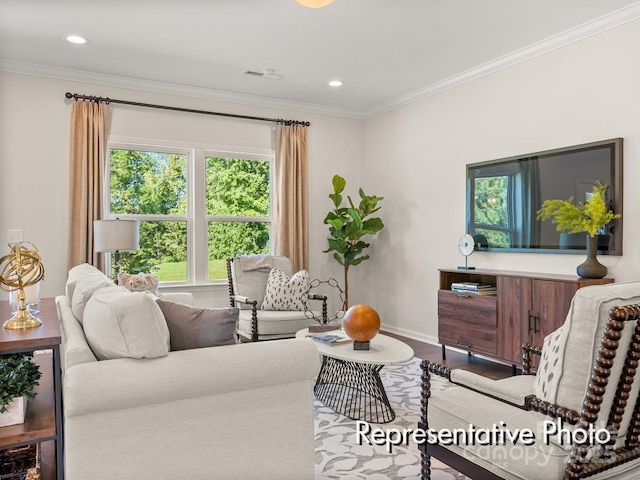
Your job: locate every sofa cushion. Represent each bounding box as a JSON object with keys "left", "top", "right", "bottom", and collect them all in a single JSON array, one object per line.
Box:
[
  {"left": 66, "top": 263, "right": 102, "bottom": 303},
  {"left": 261, "top": 268, "right": 310, "bottom": 311},
  {"left": 155, "top": 299, "right": 239, "bottom": 351},
  {"left": 70, "top": 267, "right": 115, "bottom": 324},
  {"left": 83, "top": 287, "right": 170, "bottom": 360}
]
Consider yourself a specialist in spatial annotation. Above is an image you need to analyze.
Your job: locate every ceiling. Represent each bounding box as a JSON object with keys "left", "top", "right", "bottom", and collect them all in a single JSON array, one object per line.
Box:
[{"left": 2, "top": 0, "right": 640, "bottom": 118}]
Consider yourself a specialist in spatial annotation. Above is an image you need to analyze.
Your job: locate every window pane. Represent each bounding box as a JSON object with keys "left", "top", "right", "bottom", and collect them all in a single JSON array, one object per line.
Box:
[
  {"left": 118, "top": 221, "right": 187, "bottom": 282},
  {"left": 205, "top": 157, "right": 270, "bottom": 216},
  {"left": 207, "top": 221, "right": 270, "bottom": 280},
  {"left": 110, "top": 149, "right": 187, "bottom": 215},
  {"left": 474, "top": 176, "right": 509, "bottom": 227}
]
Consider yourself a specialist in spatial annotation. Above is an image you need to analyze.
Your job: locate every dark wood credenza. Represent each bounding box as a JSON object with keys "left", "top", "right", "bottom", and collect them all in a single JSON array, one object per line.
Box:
[
  {"left": 438, "top": 268, "right": 614, "bottom": 367},
  {"left": 0, "top": 298, "right": 62, "bottom": 480}
]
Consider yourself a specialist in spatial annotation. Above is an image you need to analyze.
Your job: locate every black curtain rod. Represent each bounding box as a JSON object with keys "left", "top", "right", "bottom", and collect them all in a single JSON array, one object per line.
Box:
[{"left": 64, "top": 92, "right": 310, "bottom": 126}]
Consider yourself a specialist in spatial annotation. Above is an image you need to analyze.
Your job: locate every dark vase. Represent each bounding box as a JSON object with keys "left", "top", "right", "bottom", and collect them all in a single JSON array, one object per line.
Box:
[{"left": 576, "top": 234, "right": 607, "bottom": 279}]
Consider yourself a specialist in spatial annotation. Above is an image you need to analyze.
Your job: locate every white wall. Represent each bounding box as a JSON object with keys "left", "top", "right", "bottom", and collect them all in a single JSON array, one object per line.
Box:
[
  {"left": 360, "top": 18, "right": 640, "bottom": 343},
  {"left": 2, "top": 19, "right": 639, "bottom": 341},
  {"left": 0, "top": 72, "right": 363, "bottom": 308}
]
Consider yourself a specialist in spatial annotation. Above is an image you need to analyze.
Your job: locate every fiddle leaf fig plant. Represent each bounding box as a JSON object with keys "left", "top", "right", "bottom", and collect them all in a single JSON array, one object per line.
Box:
[
  {"left": 0, "top": 352, "right": 41, "bottom": 413},
  {"left": 536, "top": 181, "right": 620, "bottom": 237},
  {"left": 323, "top": 174, "right": 384, "bottom": 310}
]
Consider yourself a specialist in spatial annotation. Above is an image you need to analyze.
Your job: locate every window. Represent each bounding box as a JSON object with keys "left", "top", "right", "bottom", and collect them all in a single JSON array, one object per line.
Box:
[
  {"left": 106, "top": 143, "right": 273, "bottom": 284},
  {"left": 205, "top": 156, "right": 271, "bottom": 281}
]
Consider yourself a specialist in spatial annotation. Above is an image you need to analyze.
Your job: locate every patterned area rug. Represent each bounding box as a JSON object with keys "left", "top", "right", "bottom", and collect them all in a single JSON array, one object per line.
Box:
[{"left": 314, "top": 358, "right": 470, "bottom": 479}]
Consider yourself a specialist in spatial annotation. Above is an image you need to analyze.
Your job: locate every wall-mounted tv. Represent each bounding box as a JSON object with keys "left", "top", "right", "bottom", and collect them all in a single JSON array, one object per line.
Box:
[{"left": 466, "top": 138, "right": 623, "bottom": 255}]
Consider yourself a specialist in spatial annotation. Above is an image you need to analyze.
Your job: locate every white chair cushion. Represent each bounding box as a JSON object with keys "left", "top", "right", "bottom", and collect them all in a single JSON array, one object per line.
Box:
[
  {"left": 261, "top": 268, "right": 310, "bottom": 311},
  {"left": 450, "top": 369, "right": 535, "bottom": 406},
  {"left": 237, "top": 310, "right": 318, "bottom": 337},
  {"left": 83, "top": 287, "right": 170, "bottom": 360},
  {"left": 534, "top": 281, "right": 640, "bottom": 437}
]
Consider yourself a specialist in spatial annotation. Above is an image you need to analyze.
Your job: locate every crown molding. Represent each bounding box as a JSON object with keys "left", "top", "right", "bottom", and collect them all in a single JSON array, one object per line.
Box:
[
  {"left": 2, "top": 2, "right": 640, "bottom": 121},
  {"left": 363, "top": 2, "right": 640, "bottom": 119},
  {"left": 0, "top": 59, "right": 364, "bottom": 120}
]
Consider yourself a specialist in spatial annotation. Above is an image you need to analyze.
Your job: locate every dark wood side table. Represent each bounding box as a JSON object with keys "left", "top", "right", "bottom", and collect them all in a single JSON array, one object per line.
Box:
[{"left": 0, "top": 298, "right": 63, "bottom": 480}]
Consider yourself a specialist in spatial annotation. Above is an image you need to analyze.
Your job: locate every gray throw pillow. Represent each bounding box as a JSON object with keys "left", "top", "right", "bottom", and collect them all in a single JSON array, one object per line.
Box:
[{"left": 156, "top": 299, "right": 239, "bottom": 351}]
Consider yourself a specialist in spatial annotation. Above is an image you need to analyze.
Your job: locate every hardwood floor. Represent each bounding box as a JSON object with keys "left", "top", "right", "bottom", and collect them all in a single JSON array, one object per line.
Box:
[{"left": 383, "top": 331, "right": 514, "bottom": 380}]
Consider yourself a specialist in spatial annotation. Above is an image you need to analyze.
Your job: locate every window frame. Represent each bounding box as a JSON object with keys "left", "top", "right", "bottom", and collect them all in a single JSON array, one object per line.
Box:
[{"left": 105, "top": 137, "right": 275, "bottom": 286}]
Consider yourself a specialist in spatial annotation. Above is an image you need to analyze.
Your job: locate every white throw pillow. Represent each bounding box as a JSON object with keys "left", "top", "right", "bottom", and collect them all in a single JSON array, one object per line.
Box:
[
  {"left": 117, "top": 272, "right": 160, "bottom": 294},
  {"left": 83, "top": 287, "right": 170, "bottom": 360},
  {"left": 261, "top": 268, "right": 310, "bottom": 311},
  {"left": 70, "top": 269, "right": 115, "bottom": 324}
]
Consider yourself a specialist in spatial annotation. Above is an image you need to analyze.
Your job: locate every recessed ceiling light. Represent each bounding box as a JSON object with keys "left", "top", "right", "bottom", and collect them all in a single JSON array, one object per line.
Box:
[
  {"left": 328, "top": 80, "right": 344, "bottom": 87},
  {"left": 66, "top": 35, "right": 87, "bottom": 45}
]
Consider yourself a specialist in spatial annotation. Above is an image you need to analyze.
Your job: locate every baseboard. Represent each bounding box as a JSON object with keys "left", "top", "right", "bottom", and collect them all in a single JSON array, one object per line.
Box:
[{"left": 379, "top": 323, "right": 439, "bottom": 346}]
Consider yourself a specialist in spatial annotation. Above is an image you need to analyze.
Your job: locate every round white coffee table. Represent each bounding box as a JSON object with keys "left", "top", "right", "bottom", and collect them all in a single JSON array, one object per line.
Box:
[{"left": 297, "top": 329, "right": 414, "bottom": 423}]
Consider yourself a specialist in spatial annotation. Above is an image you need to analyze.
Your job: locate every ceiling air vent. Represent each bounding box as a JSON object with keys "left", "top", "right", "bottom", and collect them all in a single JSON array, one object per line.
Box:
[{"left": 243, "top": 68, "right": 284, "bottom": 80}]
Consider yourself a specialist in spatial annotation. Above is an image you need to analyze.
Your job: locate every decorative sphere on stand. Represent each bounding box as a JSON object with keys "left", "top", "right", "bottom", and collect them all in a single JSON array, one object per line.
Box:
[{"left": 342, "top": 304, "right": 380, "bottom": 350}]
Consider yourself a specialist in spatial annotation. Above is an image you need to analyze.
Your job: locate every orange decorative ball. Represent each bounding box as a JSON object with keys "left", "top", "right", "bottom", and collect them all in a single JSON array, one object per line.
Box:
[{"left": 343, "top": 304, "right": 381, "bottom": 342}]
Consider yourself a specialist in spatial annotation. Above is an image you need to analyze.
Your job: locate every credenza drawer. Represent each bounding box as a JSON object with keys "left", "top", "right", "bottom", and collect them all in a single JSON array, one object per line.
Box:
[
  {"left": 438, "top": 317, "right": 497, "bottom": 355},
  {"left": 438, "top": 289, "right": 497, "bottom": 327}
]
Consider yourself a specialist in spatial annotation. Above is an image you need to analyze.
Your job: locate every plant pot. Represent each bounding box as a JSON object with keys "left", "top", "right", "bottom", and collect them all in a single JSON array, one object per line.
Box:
[
  {"left": 0, "top": 396, "right": 27, "bottom": 427},
  {"left": 576, "top": 234, "right": 607, "bottom": 279}
]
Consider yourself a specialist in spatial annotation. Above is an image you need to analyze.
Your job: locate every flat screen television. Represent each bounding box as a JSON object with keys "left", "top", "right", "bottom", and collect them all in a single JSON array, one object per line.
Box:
[{"left": 466, "top": 138, "right": 623, "bottom": 255}]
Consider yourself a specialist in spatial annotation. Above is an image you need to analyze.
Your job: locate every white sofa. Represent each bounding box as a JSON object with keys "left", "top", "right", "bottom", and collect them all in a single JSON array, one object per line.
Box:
[{"left": 56, "top": 264, "right": 319, "bottom": 480}]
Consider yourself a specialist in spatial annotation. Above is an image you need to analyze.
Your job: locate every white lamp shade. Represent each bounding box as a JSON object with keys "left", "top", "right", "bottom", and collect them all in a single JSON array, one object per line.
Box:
[{"left": 94, "top": 220, "right": 140, "bottom": 253}]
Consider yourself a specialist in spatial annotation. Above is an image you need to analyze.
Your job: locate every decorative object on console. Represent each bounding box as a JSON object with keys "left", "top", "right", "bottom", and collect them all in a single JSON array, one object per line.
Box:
[
  {"left": 0, "top": 352, "right": 42, "bottom": 427},
  {"left": 93, "top": 219, "right": 140, "bottom": 282},
  {"left": 457, "top": 233, "right": 476, "bottom": 270},
  {"left": 0, "top": 242, "right": 45, "bottom": 329},
  {"left": 537, "top": 181, "right": 620, "bottom": 278},
  {"left": 323, "top": 174, "right": 384, "bottom": 310},
  {"left": 342, "top": 304, "right": 381, "bottom": 350}
]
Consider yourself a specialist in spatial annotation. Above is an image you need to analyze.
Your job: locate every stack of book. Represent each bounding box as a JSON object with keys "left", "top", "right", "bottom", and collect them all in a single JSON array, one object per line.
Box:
[
  {"left": 451, "top": 281, "right": 497, "bottom": 295},
  {"left": 311, "top": 331, "right": 352, "bottom": 346}
]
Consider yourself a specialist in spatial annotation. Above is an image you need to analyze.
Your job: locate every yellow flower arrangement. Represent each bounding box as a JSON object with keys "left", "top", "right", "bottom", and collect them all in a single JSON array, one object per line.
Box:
[{"left": 537, "top": 181, "right": 620, "bottom": 238}]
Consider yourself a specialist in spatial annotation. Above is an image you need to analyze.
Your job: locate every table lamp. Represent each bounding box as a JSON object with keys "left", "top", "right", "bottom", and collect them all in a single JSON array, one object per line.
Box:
[{"left": 94, "top": 219, "right": 139, "bottom": 281}]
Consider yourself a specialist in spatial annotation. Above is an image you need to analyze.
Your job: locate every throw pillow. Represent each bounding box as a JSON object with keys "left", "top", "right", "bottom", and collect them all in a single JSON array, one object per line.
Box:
[
  {"left": 261, "top": 268, "right": 310, "bottom": 311},
  {"left": 155, "top": 299, "right": 239, "bottom": 351},
  {"left": 118, "top": 272, "right": 159, "bottom": 294},
  {"left": 82, "top": 287, "right": 170, "bottom": 360}
]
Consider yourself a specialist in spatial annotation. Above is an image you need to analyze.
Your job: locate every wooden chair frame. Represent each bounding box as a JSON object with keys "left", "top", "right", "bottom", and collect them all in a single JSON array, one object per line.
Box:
[
  {"left": 226, "top": 257, "right": 328, "bottom": 342},
  {"left": 420, "top": 303, "right": 640, "bottom": 480}
]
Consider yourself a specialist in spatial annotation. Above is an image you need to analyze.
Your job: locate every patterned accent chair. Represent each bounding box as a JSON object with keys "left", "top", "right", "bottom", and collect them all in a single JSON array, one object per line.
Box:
[
  {"left": 421, "top": 281, "right": 640, "bottom": 480},
  {"left": 226, "top": 255, "right": 328, "bottom": 342}
]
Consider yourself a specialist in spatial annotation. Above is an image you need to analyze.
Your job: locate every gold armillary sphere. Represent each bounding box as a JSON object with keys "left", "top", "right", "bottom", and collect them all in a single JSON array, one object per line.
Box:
[{"left": 0, "top": 242, "right": 45, "bottom": 329}]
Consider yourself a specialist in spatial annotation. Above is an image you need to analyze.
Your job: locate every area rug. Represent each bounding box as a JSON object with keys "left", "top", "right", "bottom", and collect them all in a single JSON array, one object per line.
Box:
[{"left": 314, "top": 357, "right": 470, "bottom": 479}]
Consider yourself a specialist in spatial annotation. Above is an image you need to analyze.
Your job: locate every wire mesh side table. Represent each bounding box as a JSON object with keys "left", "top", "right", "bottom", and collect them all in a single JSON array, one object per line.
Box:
[{"left": 299, "top": 330, "right": 414, "bottom": 424}]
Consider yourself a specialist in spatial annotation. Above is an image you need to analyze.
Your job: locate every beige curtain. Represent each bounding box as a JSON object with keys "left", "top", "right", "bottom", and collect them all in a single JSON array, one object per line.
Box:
[
  {"left": 274, "top": 124, "right": 309, "bottom": 272},
  {"left": 67, "top": 101, "right": 109, "bottom": 270}
]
